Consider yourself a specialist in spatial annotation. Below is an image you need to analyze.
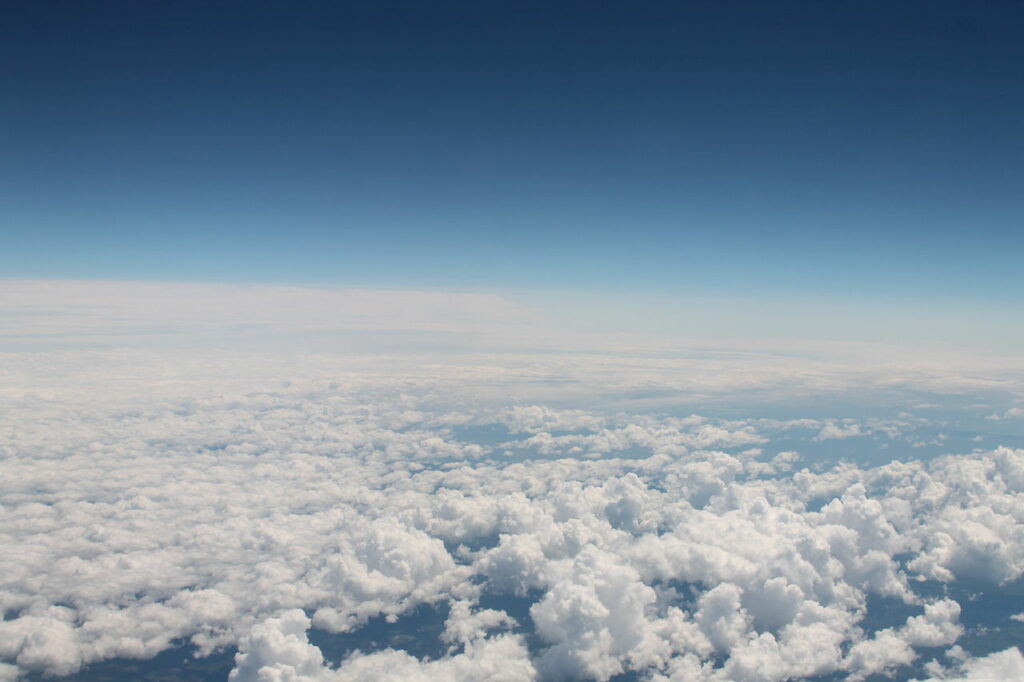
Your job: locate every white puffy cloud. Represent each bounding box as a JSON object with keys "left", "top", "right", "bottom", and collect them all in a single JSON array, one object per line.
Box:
[
  {"left": 814, "top": 422, "right": 865, "bottom": 441},
  {"left": 442, "top": 601, "right": 517, "bottom": 646},
  {"left": 917, "top": 647, "right": 1024, "bottom": 681},
  {"left": 986, "top": 407, "right": 1024, "bottom": 421},
  {"left": 309, "top": 520, "right": 468, "bottom": 632},
  {"left": 231, "top": 610, "right": 536, "bottom": 682},
  {"left": 843, "top": 599, "right": 963, "bottom": 680},
  {"left": 530, "top": 545, "right": 676, "bottom": 680},
  {"left": 230, "top": 610, "right": 327, "bottom": 682},
  {"left": 331, "top": 634, "right": 536, "bottom": 682}
]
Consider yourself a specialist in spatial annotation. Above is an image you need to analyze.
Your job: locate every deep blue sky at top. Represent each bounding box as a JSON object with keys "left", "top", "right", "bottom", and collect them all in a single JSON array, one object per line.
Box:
[{"left": 2, "top": 0, "right": 1022, "bottom": 298}]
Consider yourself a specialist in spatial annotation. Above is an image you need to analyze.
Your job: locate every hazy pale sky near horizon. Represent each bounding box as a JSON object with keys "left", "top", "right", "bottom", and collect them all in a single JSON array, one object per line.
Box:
[{"left": 2, "top": 0, "right": 1023, "bottom": 303}]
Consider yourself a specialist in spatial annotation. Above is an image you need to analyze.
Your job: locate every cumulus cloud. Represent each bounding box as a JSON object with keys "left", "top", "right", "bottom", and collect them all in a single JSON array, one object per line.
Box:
[
  {"left": 2, "top": 347, "right": 1024, "bottom": 680},
  {"left": 843, "top": 599, "right": 963, "bottom": 680},
  {"left": 330, "top": 634, "right": 536, "bottom": 682},
  {"left": 230, "top": 610, "right": 327, "bottom": 681},
  {"left": 814, "top": 421, "right": 865, "bottom": 441},
  {"left": 917, "top": 647, "right": 1024, "bottom": 681},
  {"left": 987, "top": 407, "right": 1024, "bottom": 421},
  {"left": 231, "top": 610, "right": 536, "bottom": 682}
]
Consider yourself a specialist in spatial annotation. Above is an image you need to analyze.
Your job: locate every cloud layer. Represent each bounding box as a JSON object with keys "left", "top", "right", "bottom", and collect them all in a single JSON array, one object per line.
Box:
[{"left": 2, "top": 349, "right": 1023, "bottom": 680}]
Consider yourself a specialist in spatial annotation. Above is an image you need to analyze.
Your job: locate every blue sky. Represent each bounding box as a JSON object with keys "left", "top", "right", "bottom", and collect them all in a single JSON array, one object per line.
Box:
[{"left": 2, "top": 0, "right": 1023, "bottom": 300}]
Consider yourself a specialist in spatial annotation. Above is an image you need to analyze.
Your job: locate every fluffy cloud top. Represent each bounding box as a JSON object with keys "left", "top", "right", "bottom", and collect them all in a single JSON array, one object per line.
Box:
[{"left": 918, "top": 647, "right": 1024, "bottom": 682}]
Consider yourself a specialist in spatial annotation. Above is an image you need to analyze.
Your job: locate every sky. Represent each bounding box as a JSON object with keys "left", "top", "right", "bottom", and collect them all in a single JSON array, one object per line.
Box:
[
  {"left": 3, "top": 0, "right": 1023, "bottom": 301},
  {"left": 6, "top": 5, "right": 1024, "bottom": 681}
]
